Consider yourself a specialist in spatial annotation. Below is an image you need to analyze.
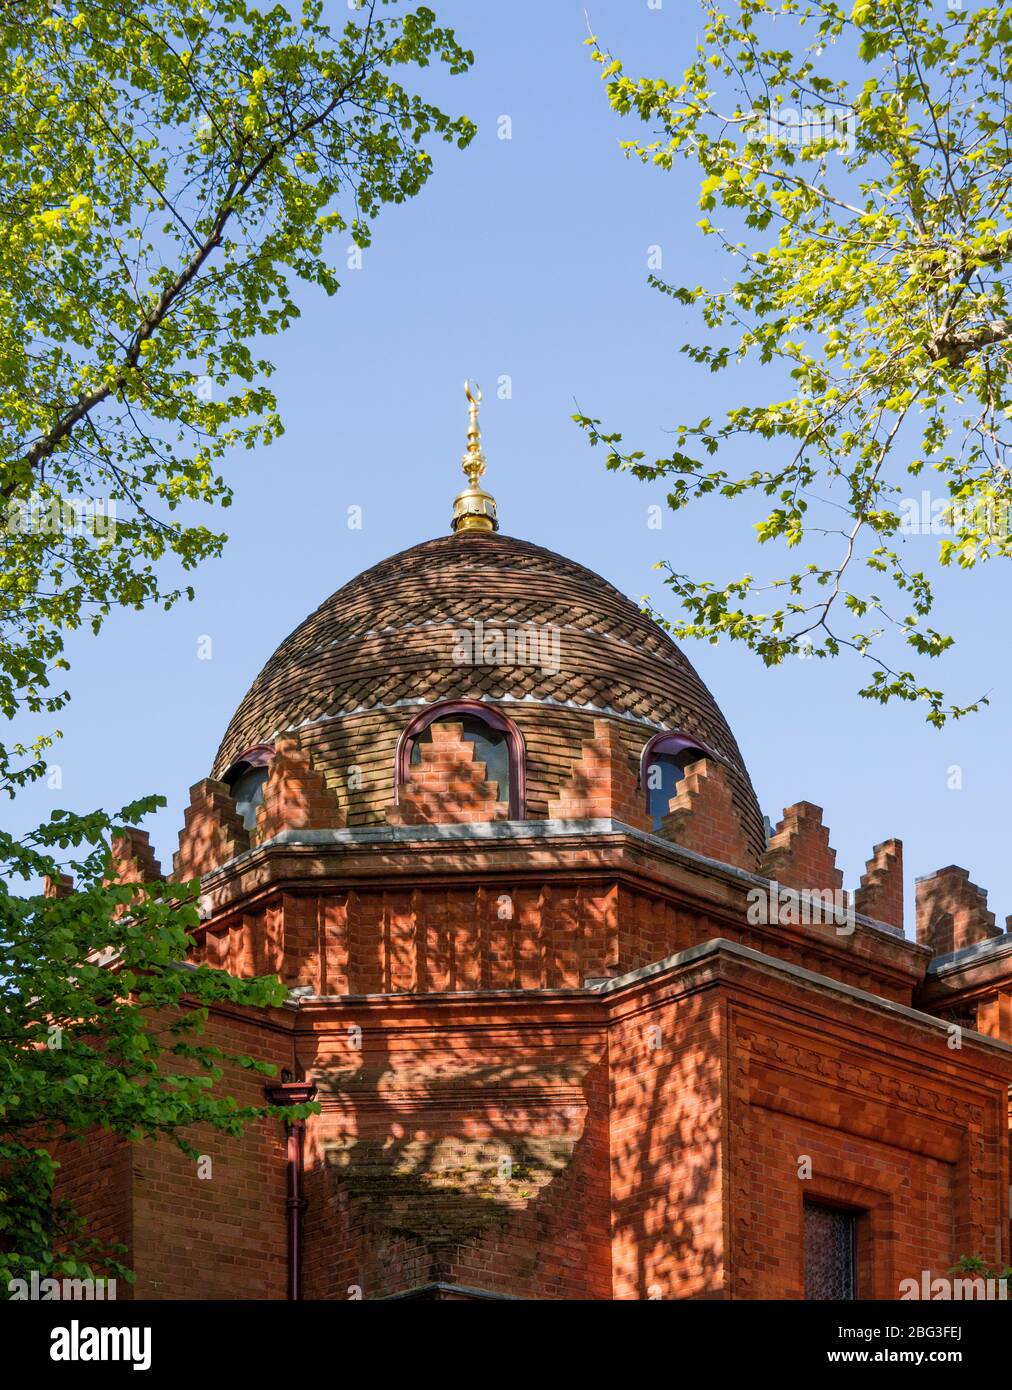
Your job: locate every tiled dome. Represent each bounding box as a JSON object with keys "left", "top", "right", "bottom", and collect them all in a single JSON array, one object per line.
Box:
[{"left": 212, "top": 530, "right": 764, "bottom": 857}]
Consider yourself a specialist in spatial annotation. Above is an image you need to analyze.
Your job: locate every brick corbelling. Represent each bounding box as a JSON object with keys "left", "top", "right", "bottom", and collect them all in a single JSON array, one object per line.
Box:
[
  {"left": 302, "top": 1012, "right": 611, "bottom": 1300},
  {"left": 173, "top": 778, "right": 250, "bottom": 883},
  {"left": 658, "top": 757, "right": 757, "bottom": 872},
  {"left": 916, "top": 865, "right": 1003, "bottom": 958},
  {"left": 855, "top": 838, "right": 903, "bottom": 931},
  {"left": 761, "top": 801, "right": 843, "bottom": 896},
  {"left": 254, "top": 732, "right": 344, "bottom": 843},
  {"left": 547, "top": 718, "right": 651, "bottom": 831},
  {"left": 49, "top": 937, "right": 1012, "bottom": 1301},
  {"left": 388, "top": 721, "right": 508, "bottom": 827}
]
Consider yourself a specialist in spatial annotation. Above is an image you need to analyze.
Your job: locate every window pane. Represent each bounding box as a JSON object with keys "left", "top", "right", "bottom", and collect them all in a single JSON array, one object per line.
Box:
[
  {"left": 231, "top": 766, "right": 269, "bottom": 831},
  {"left": 646, "top": 755, "right": 684, "bottom": 830},
  {"left": 646, "top": 748, "right": 704, "bottom": 830},
  {"left": 804, "top": 1203, "right": 856, "bottom": 1300}
]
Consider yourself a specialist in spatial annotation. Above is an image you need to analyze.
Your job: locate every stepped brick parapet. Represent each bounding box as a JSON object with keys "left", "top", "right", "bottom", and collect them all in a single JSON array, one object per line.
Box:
[
  {"left": 389, "top": 720, "right": 508, "bottom": 826},
  {"left": 109, "top": 827, "right": 163, "bottom": 886},
  {"left": 47, "top": 522, "right": 1012, "bottom": 1301},
  {"left": 855, "top": 839, "right": 904, "bottom": 931},
  {"left": 761, "top": 801, "right": 844, "bottom": 896},
  {"left": 916, "top": 865, "right": 1003, "bottom": 957},
  {"left": 254, "top": 733, "right": 343, "bottom": 842},
  {"left": 173, "top": 778, "right": 250, "bottom": 883},
  {"left": 657, "top": 756, "right": 756, "bottom": 871},
  {"left": 547, "top": 718, "right": 650, "bottom": 831}
]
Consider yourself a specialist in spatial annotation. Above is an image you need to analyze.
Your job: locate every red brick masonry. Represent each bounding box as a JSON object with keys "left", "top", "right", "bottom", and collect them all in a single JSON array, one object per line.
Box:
[{"left": 59, "top": 797, "right": 1012, "bottom": 1301}]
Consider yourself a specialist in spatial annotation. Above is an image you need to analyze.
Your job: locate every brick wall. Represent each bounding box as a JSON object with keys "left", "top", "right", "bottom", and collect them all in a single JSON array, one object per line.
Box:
[
  {"left": 299, "top": 997, "right": 612, "bottom": 1300},
  {"left": 721, "top": 961, "right": 1009, "bottom": 1298},
  {"left": 128, "top": 1006, "right": 292, "bottom": 1301}
]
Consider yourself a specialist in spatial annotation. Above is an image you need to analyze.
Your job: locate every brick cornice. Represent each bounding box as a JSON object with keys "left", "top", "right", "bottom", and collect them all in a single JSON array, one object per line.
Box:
[
  {"left": 597, "top": 936, "right": 1012, "bottom": 1070},
  {"left": 192, "top": 819, "right": 928, "bottom": 997}
]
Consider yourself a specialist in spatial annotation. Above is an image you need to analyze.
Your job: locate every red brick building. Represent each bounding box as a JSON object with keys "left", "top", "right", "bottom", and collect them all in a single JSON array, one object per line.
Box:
[{"left": 60, "top": 404, "right": 1012, "bottom": 1300}]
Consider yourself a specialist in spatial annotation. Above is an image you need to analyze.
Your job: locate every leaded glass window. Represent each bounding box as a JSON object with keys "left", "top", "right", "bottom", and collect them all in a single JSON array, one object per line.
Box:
[{"left": 803, "top": 1202, "right": 856, "bottom": 1300}]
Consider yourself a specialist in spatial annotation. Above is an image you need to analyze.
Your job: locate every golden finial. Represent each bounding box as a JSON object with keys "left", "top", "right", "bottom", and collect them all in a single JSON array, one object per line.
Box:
[{"left": 452, "top": 378, "right": 499, "bottom": 534}]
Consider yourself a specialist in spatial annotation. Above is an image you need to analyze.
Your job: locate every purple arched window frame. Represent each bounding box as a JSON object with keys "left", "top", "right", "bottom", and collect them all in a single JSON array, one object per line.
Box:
[
  {"left": 222, "top": 743, "right": 275, "bottom": 787},
  {"left": 395, "top": 700, "right": 526, "bottom": 819},
  {"left": 639, "top": 731, "right": 713, "bottom": 816}
]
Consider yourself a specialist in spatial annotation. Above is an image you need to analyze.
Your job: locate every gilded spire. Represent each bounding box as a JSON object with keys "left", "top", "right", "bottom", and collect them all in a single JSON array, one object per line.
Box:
[{"left": 451, "top": 379, "right": 499, "bottom": 533}]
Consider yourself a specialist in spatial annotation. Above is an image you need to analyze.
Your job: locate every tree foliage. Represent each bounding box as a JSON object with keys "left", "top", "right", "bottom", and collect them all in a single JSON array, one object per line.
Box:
[
  {"left": 581, "top": 0, "right": 1012, "bottom": 724},
  {"left": 0, "top": 0, "right": 473, "bottom": 1288},
  {"left": 0, "top": 0, "right": 474, "bottom": 789},
  {"left": 0, "top": 799, "right": 305, "bottom": 1287}
]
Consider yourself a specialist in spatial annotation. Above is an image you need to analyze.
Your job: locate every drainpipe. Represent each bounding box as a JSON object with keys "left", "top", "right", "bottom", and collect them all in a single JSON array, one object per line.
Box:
[{"left": 264, "top": 1071, "right": 318, "bottom": 1301}]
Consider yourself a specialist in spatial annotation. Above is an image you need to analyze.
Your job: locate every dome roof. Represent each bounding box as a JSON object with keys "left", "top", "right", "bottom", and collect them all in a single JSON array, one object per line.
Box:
[{"left": 212, "top": 531, "right": 764, "bottom": 857}]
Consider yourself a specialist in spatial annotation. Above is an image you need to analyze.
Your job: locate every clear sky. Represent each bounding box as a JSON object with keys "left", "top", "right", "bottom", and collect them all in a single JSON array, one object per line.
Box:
[{"left": 9, "top": 0, "right": 1010, "bottom": 938}]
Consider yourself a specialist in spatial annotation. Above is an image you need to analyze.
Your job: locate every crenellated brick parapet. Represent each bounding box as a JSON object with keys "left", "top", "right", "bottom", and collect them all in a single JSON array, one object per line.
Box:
[
  {"left": 254, "top": 734, "right": 344, "bottom": 843},
  {"left": 388, "top": 720, "right": 508, "bottom": 826},
  {"left": 173, "top": 778, "right": 250, "bottom": 883},
  {"left": 855, "top": 839, "right": 904, "bottom": 932},
  {"left": 547, "top": 719, "right": 650, "bottom": 831},
  {"left": 109, "top": 827, "right": 163, "bottom": 886},
  {"left": 43, "top": 872, "right": 75, "bottom": 899},
  {"left": 657, "top": 757, "right": 757, "bottom": 871},
  {"left": 916, "top": 865, "right": 1003, "bottom": 957},
  {"left": 761, "top": 801, "right": 843, "bottom": 896},
  {"left": 102, "top": 828, "right": 164, "bottom": 916}
]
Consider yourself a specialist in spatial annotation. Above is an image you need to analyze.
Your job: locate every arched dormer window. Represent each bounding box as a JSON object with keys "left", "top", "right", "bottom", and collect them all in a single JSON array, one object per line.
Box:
[
  {"left": 222, "top": 744, "right": 274, "bottom": 830},
  {"left": 641, "top": 732, "right": 710, "bottom": 832},
  {"left": 395, "top": 701, "right": 526, "bottom": 819}
]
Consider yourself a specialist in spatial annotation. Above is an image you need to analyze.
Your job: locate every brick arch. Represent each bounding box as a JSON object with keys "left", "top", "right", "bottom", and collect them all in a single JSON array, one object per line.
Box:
[{"left": 395, "top": 700, "right": 527, "bottom": 819}]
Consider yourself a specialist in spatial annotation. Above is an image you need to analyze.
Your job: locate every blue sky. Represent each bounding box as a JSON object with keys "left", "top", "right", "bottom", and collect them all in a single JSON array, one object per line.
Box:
[{"left": 9, "top": 0, "right": 1010, "bottom": 938}]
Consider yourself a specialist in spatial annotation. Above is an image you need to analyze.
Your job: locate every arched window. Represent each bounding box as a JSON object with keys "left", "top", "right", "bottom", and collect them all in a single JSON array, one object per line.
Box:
[
  {"left": 396, "top": 701, "right": 525, "bottom": 819},
  {"left": 222, "top": 744, "right": 274, "bottom": 830},
  {"left": 641, "top": 733, "right": 709, "bottom": 832}
]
